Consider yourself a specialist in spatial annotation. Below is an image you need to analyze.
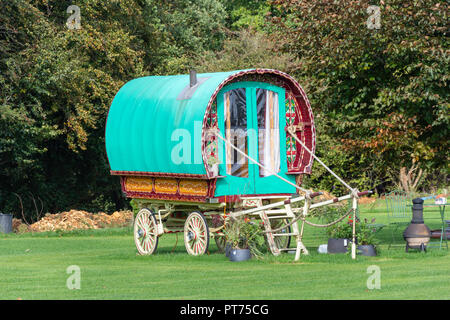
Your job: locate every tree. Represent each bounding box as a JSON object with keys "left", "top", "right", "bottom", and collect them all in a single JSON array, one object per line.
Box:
[
  {"left": 269, "top": 0, "right": 448, "bottom": 193},
  {"left": 196, "top": 28, "right": 298, "bottom": 73},
  {"left": 221, "top": 0, "right": 271, "bottom": 30},
  {"left": 0, "top": 0, "right": 229, "bottom": 219}
]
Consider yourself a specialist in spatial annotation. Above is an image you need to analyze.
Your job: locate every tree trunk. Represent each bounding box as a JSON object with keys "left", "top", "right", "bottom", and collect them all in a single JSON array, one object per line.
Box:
[{"left": 399, "top": 164, "right": 425, "bottom": 194}]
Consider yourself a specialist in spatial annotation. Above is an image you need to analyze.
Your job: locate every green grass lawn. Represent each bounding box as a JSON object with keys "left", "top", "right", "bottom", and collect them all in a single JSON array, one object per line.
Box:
[{"left": 0, "top": 199, "right": 448, "bottom": 300}]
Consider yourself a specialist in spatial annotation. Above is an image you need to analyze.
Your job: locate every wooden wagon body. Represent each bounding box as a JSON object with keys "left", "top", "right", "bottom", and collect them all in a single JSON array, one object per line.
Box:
[{"left": 105, "top": 69, "right": 366, "bottom": 259}]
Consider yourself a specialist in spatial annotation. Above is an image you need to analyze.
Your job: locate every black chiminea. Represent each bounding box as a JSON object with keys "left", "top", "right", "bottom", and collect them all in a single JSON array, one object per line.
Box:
[{"left": 403, "top": 198, "right": 431, "bottom": 252}]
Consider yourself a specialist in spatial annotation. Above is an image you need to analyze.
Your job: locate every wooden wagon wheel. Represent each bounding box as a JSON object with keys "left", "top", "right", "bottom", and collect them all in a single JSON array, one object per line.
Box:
[
  {"left": 184, "top": 212, "right": 210, "bottom": 256},
  {"left": 134, "top": 208, "right": 159, "bottom": 255},
  {"left": 268, "top": 219, "right": 291, "bottom": 251}
]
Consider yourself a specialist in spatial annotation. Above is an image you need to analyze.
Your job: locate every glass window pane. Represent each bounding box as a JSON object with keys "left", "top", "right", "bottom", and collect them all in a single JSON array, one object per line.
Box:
[
  {"left": 256, "top": 88, "right": 280, "bottom": 177},
  {"left": 224, "top": 88, "right": 248, "bottom": 178}
]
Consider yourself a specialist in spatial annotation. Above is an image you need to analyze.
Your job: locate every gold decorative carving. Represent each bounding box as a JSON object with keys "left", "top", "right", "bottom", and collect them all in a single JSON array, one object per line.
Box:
[
  {"left": 154, "top": 178, "right": 178, "bottom": 194},
  {"left": 125, "top": 177, "right": 153, "bottom": 193},
  {"left": 179, "top": 179, "right": 208, "bottom": 196}
]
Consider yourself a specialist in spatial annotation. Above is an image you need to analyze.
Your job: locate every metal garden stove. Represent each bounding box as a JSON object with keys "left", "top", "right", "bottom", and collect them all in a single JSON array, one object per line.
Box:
[{"left": 403, "top": 198, "right": 431, "bottom": 252}]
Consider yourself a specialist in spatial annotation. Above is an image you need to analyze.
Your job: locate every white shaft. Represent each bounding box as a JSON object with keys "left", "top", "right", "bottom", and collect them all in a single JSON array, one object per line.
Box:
[{"left": 287, "top": 128, "right": 354, "bottom": 192}]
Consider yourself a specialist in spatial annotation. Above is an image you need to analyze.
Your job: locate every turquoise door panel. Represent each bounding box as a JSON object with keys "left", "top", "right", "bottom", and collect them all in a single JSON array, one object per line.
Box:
[
  {"left": 250, "top": 83, "right": 296, "bottom": 194},
  {"left": 216, "top": 83, "right": 256, "bottom": 195},
  {"left": 215, "top": 81, "right": 296, "bottom": 197}
]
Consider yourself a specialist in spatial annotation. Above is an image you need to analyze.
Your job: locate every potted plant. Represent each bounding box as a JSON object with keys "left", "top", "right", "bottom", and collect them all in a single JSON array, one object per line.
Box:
[
  {"left": 223, "top": 217, "right": 265, "bottom": 261},
  {"left": 356, "top": 218, "right": 378, "bottom": 256},
  {"left": 311, "top": 203, "right": 353, "bottom": 253},
  {"left": 326, "top": 220, "right": 354, "bottom": 253}
]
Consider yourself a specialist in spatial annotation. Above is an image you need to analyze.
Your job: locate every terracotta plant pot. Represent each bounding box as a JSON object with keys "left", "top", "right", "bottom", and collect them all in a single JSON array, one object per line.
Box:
[
  {"left": 357, "top": 244, "right": 377, "bottom": 256},
  {"left": 229, "top": 248, "right": 251, "bottom": 262},
  {"left": 327, "top": 238, "right": 349, "bottom": 253}
]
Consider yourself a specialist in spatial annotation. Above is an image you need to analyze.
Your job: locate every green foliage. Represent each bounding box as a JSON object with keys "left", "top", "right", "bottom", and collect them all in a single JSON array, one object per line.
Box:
[
  {"left": 196, "top": 28, "right": 298, "bottom": 73},
  {"left": 151, "top": 0, "right": 227, "bottom": 74},
  {"left": 223, "top": 0, "right": 271, "bottom": 30},
  {"left": 269, "top": 0, "right": 449, "bottom": 192},
  {"left": 310, "top": 202, "right": 348, "bottom": 221},
  {"left": 0, "top": 0, "right": 228, "bottom": 220},
  {"left": 310, "top": 203, "right": 353, "bottom": 238},
  {"left": 0, "top": 0, "right": 447, "bottom": 223},
  {"left": 357, "top": 218, "right": 378, "bottom": 246},
  {"left": 129, "top": 199, "right": 140, "bottom": 217},
  {"left": 327, "top": 216, "right": 378, "bottom": 246},
  {"left": 223, "top": 217, "right": 266, "bottom": 257},
  {"left": 327, "top": 222, "right": 354, "bottom": 240},
  {"left": 301, "top": 124, "right": 374, "bottom": 194},
  {"left": 314, "top": 202, "right": 378, "bottom": 245}
]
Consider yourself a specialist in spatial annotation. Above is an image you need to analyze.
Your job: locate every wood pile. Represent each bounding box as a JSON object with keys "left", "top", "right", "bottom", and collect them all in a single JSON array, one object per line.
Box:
[
  {"left": 12, "top": 218, "right": 30, "bottom": 233},
  {"left": 15, "top": 210, "right": 134, "bottom": 233}
]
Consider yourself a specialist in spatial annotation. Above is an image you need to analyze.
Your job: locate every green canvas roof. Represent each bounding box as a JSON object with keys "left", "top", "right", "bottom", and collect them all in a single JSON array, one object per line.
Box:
[{"left": 105, "top": 70, "right": 248, "bottom": 176}]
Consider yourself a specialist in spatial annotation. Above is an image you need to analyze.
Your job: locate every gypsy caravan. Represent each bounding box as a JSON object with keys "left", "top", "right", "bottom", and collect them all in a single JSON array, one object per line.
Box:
[{"left": 105, "top": 69, "right": 368, "bottom": 260}]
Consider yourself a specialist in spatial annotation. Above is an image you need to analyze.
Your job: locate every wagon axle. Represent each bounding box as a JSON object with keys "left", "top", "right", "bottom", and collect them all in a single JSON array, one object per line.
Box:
[{"left": 186, "top": 231, "right": 194, "bottom": 242}]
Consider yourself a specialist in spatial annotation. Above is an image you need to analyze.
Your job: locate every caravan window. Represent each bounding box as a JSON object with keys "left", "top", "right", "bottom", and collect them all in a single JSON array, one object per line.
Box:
[
  {"left": 256, "top": 88, "right": 280, "bottom": 177},
  {"left": 224, "top": 88, "right": 248, "bottom": 178}
]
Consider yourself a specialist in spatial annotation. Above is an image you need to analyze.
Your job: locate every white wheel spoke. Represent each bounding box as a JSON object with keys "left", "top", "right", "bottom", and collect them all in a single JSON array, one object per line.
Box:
[
  {"left": 184, "top": 212, "right": 209, "bottom": 256},
  {"left": 188, "top": 226, "right": 195, "bottom": 234},
  {"left": 144, "top": 214, "right": 150, "bottom": 226},
  {"left": 198, "top": 236, "right": 206, "bottom": 245},
  {"left": 134, "top": 209, "right": 158, "bottom": 255},
  {"left": 142, "top": 239, "right": 148, "bottom": 252},
  {"left": 138, "top": 214, "right": 145, "bottom": 226}
]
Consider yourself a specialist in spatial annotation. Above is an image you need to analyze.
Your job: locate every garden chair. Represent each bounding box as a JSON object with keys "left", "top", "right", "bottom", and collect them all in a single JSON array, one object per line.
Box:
[{"left": 385, "top": 190, "right": 411, "bottom": 249}]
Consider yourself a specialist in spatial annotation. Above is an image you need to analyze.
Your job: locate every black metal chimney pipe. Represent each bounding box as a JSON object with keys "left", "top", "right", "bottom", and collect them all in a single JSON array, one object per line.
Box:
[
  {"left": 411, "top": 197, "right": 425, "bottom": 223},
  {"left": 189, "top": 69, "right": 197, "bottom": 87}
]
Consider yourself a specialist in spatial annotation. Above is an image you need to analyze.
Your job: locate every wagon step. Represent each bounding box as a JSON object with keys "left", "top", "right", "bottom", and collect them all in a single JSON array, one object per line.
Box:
[
  {"left": 260, "top": 211, "right": 281, "bottom": 256},
  {"left": 265, "top": 210, "right": 289, "bottom": 214},
  {"left": 267, "top": 215, "right": 290, "bottom": 219}
]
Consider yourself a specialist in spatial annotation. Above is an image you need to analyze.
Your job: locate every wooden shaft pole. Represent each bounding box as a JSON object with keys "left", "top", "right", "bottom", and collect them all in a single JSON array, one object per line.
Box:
[
  {"left": 287, "top": 128, "right": 355, "bottom": 193},
  {"left": 351, "top": 196, "right": 357, "bottom": 259}
]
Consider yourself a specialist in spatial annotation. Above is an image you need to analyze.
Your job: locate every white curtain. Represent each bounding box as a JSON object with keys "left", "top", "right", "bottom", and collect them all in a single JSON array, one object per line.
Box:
[{"left": 260, "top": 91, "right": 280, "bottom": 177}]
